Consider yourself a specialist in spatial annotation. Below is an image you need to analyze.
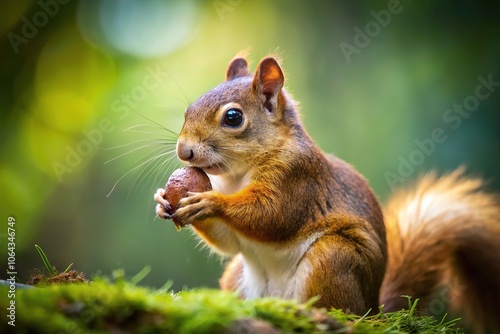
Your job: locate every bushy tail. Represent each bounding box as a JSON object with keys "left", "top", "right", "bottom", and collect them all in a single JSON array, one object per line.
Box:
[{"left": 380, "top": 168, "right": 500, "bottom": 333}]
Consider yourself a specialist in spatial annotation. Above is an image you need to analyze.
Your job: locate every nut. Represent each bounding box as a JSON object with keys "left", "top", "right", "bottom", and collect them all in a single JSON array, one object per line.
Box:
[{"left": 163, "top": 167, "right": 212, "bottom": 229}]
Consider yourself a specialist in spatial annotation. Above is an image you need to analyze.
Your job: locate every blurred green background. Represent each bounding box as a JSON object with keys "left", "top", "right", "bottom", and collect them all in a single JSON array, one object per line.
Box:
[{"left": 1, "top": 0, "right": 499, "bottom": 292}]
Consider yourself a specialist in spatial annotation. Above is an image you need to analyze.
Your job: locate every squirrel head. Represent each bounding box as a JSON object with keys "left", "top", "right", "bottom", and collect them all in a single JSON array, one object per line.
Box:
[{"left": 176, "top": 55, "right": 298, "bottom": 177}]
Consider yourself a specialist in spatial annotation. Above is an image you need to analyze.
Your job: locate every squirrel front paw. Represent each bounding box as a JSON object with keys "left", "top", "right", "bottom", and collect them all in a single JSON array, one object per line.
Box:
[
  {"left": 154, "top": 188, "right": 172, "bottom": 219},
  {"left": 174, "top": 191, "right": 219, "bottom": 225}
]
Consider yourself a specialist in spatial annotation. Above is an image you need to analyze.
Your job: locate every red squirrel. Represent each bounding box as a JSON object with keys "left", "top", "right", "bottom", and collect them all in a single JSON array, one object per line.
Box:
[{"left": 154, "top": 55, "right": 500, "bottom": 332}]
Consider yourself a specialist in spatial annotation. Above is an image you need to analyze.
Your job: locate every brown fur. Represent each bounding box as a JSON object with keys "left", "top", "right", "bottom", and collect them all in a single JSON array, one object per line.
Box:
[
  {"left": 173, "top": 56, "right": 386, "bottom": 310},
  {"left": 219, "top": 254, "right": 244, "bottom": 293},
  {"left": 160, "top": 56, "right": 500, "bottom": 333},
  {"left": 381, "top": 169, "right": 500, "bottom": 333}
]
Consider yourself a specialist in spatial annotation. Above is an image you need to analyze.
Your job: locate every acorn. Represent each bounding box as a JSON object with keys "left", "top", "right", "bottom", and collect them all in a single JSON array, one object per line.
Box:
[{"left": 163, "top": 167, "right": 212, "bottom": 230}]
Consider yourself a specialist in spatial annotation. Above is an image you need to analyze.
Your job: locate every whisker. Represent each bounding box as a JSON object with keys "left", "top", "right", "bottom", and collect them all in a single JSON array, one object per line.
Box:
[
  {"left": 203, "top": 123, "right": 222, "bottom": 143},
  {"left": 131, "top": 111, "right": 179, "bottom": 137},
  {"left": 130, "top": 149, "right": 174, "bottom": 184},
  {"left": 123, "top": 129, "right": 176, "bottom": 136},
  {"left": 102, "top": 138, "right": 175, "bottom": 151},
  {"left": 128, "top": 151, "right": 180, "bottom": 224},
  {"left": 164, "top": 71, "right": 191, "bottom": 106},
  {"left": 123, "top": 125, "right": 179, "bottom": 137},
  {"left": 142, "top": 154, "right": 180, "bottom": 199},
  {"left": 216, "top": 145, "right": 242, "bottom": 161},
  {"left": 217, "top": 153, "right": 234, "bottom": 175},
  {"left": 127, "top": 148, "right": 178, "bottom": 199},
  {"left": 151, "top": 149, "right": 180, "bottom": 183},
  {"left": 123, "top": 124, "right": 169, "bottom": 132},
  {"left": 104, "top": 142, "right": 175, "bottom": 165},
  {"left": 152, "top": 95, "right": 189, "bottom": 107},
  {"left": 106, "top": 145, "right": 175, "bottom": 197}
]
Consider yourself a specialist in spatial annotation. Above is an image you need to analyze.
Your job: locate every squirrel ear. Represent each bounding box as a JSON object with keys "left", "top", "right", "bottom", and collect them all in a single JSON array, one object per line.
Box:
[
  {"left": 252, "top": 57, "right": 284, "bottom": 113},
  {"left": 226, "top": 57, "right": 249, "bottom": 81}
]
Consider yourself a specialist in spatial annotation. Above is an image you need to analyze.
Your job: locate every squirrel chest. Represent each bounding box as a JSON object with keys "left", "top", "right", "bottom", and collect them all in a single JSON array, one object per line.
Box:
[{"left": 198, "top": 172, "right": 325, "bottom": 300}]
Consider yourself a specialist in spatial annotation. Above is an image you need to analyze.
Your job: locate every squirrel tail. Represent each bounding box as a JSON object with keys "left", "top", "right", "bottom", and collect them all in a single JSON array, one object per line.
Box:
[{"left": 380, "top": 168, "right": 500, "bottom": 333}]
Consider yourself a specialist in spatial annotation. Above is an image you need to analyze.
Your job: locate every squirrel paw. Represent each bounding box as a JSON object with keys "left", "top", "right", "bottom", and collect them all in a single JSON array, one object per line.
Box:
[
  {"left": 174, "top": 191, "right": 218, "bottom": 224},
  {"left": 154, "top": 188, "right": 172, "bottom": 219}
]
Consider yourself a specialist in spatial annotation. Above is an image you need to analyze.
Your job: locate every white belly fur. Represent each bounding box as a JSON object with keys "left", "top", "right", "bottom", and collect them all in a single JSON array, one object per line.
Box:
[
  {"left": 239, "top": 233, "right": 321, "bottom": 301},
  {"left": 206, "top": 172, "right": 321, "bottom": 300}
]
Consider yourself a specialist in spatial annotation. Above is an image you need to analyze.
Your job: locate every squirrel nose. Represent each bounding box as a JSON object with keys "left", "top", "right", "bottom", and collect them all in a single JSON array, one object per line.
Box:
[{"left": 177, "top": 140, "right": 194, "bottom": 162}]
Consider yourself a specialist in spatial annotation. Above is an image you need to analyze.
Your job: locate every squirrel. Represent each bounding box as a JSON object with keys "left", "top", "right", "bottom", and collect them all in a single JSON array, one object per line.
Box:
[{"left": 154, "top": 55, "right": 500, "bottom": 333}]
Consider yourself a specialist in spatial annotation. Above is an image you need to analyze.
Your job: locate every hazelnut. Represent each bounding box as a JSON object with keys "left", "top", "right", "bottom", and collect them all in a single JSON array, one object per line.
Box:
[{"left": 163, "top": 167, "right": 212, "bottom": 229}]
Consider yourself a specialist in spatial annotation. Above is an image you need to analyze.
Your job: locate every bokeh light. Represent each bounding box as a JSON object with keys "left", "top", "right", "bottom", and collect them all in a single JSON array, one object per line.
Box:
[
  {"left": 77, "top": 0, "right": 199, "bottom": 57},
  {"left": 1, "top": 1, "right": 499, "bottom": 297}
]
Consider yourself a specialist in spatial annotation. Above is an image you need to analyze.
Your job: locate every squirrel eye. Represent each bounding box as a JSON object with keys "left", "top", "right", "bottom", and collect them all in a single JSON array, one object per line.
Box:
[{"left": 223, "top": 108, "right": 243, "bottom": 127}]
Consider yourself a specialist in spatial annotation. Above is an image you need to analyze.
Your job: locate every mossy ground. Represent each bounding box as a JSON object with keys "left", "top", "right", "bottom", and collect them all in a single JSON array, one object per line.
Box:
[{"left": 0, "top": 274, "right": 462, "bottom": 334}]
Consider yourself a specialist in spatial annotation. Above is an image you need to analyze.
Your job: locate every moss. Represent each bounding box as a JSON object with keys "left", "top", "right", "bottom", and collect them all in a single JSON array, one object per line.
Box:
[{"left": 0, "top": 278, "right": 462, "bottom": 334}]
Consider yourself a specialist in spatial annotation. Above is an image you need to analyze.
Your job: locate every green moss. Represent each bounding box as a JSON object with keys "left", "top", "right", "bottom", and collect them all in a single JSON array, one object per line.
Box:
[{"left": 0, "top": 278, "right": 462, "bottom": 334}]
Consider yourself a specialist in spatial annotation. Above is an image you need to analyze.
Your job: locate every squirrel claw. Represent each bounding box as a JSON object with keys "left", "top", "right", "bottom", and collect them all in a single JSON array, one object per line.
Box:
[
  {"left": 155, "top": 203, "right": 172, "bottom": 220},
  {"left": 154, "top": 188, "right": 172, "bottom": 219},
  {"left": 175, "top": 192, "right": 217, "bottom": 224}
]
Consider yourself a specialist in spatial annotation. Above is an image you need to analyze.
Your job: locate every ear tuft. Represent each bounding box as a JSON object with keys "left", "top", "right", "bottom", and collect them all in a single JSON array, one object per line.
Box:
[
  {"left": 226, "top": 57, "right": 249, "bottom": 81},
  {"left": 252, "top": 57, "right": 284, "bottom": 112}
]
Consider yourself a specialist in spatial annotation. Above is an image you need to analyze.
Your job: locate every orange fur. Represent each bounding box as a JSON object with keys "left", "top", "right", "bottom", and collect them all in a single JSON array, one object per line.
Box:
[
  {"left": 156, "top": 56, "right": 500, "bottom": 333},
  {"left": 381, "top": 169, "right": 500, "bottom": 333}
]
